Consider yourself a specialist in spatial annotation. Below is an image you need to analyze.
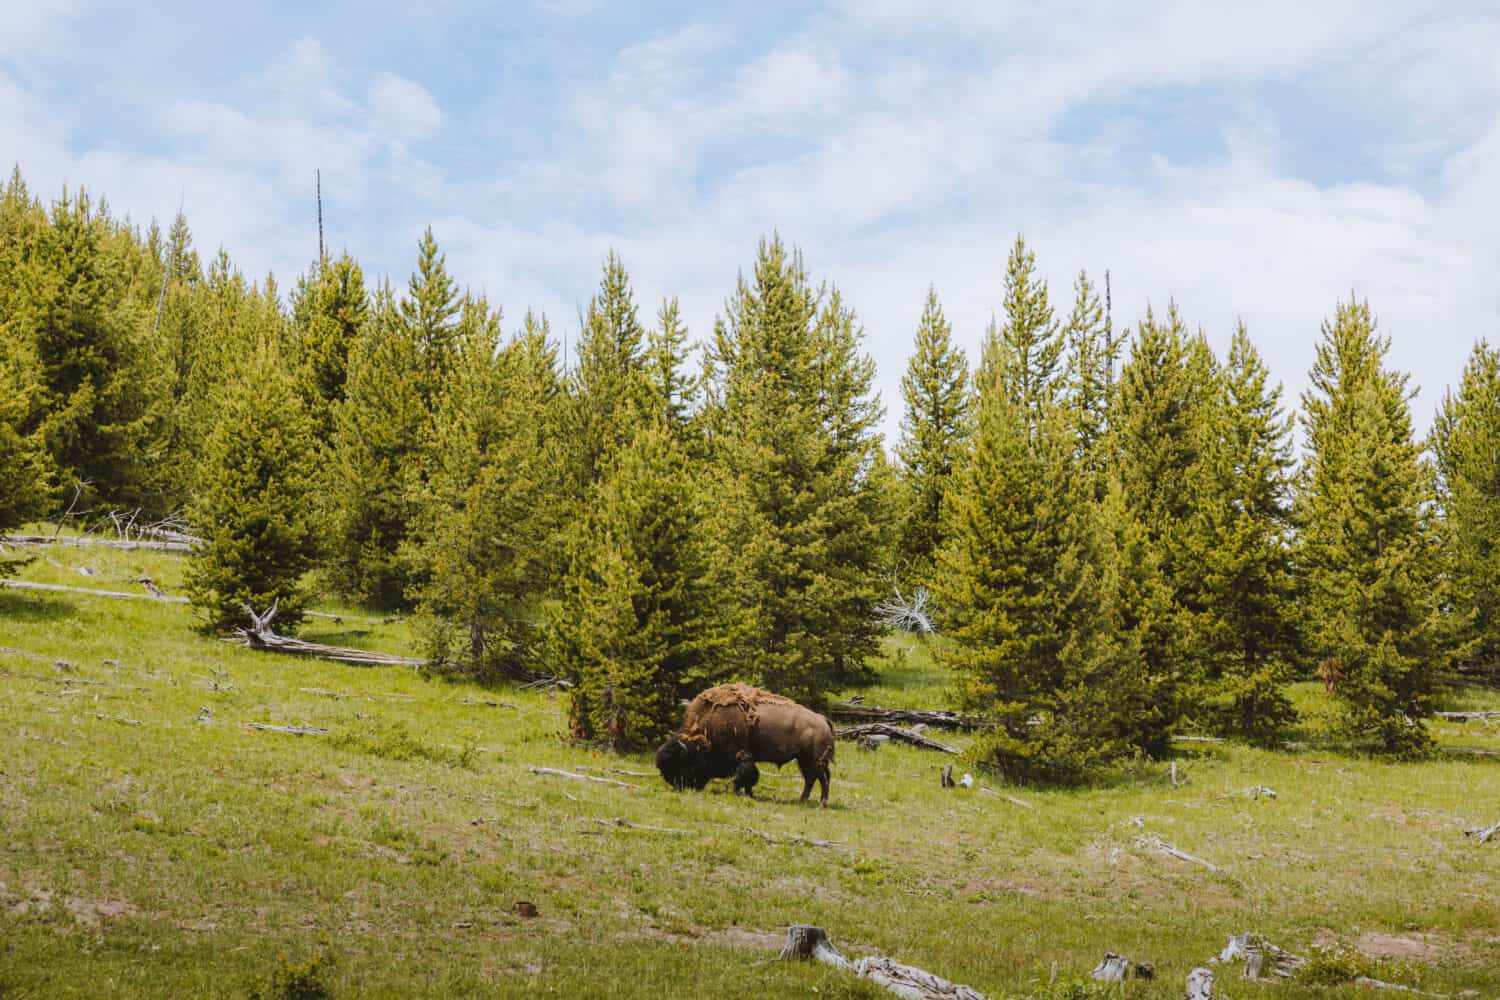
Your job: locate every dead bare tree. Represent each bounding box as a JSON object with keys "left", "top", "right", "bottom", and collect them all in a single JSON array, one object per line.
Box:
[{"left": 872, "top": 581, "right": 936, "bottom": 634}]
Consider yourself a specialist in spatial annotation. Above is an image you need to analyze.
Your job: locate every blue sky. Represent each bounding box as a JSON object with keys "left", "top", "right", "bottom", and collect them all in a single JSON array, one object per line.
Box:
[{"left": 6, "top": 1, "right": 1499, "bottom": 443}]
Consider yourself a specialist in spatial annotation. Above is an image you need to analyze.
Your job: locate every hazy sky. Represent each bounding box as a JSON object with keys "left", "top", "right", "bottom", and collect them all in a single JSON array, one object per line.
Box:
[{"left": 5, "top": 2, "right": 1497, "bottom": 443}]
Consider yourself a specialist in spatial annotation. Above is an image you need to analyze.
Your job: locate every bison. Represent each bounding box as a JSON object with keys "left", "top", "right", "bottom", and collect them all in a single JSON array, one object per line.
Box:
[
  {"left": 732, "top": 750, "right": 759, "bottom": 798},
  {"left": 655, "top": 683, "right": 836, "bottom": 805}
]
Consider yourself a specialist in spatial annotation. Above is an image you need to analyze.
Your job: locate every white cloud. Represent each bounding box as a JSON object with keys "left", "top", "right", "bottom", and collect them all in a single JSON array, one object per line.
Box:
[
  {"left": 7, "top": 4, "right": 1499, "bottom": 448},
  {"left": 368, "top": 72, "right": 444, "bottom": 143}
]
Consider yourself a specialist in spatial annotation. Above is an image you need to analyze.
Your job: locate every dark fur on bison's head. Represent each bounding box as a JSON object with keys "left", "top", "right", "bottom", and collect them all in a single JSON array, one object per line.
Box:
[{"left": 654, "top": 737, "right": 718, "bottom": 790}]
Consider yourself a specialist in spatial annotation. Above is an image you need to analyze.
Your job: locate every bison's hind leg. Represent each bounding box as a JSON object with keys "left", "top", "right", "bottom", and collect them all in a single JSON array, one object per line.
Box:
[{"left": 796, "top": 755, "right": 820, "bottom": 803}]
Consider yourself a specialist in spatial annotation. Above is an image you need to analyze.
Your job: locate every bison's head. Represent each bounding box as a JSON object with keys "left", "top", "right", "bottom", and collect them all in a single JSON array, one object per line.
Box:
[{"left": 655, "top": 737, "right": 713, "bottom": 790}]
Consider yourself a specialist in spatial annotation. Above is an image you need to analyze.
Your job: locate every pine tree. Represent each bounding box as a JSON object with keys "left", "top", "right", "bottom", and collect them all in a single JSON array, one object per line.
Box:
[
  {"left": 934, "top": 357, "right": 1159, "bottom": 781},
  {"left": 10, "top": 189, "right": 152, "bottom": 506},
  {"left": 326, "top": 233, "right": 462, "bottom": 608},
  {"left": 1431, "top": 341, "right": 1500, "bottom": 680},
  {"left": 326, "top": 282, "right": 428, "bottom": 607},
  {"left": 645, "top": 297, "right": 701, "bottom": 439},
  {"left": 1110, "top": 304, "right": 1222, "bottom": 664},
  {"left": 895, "top": 286, "right": 970, "bottom": 577},
  {"left": 564, "top": 251, "right": 651, "bottom": 492},
  {"left": 1061, "top": 269, "right": 1115, "bottom": 482},
  {"left": 979, "top": 235, "right": 1062, "bottom": 423},
  {"left": 290, "top": 252, "right": 369, "bottom": 439},
  {"left": 185, "top": 336, "right": 320, "bottom": 633},
  {"left": 0, "top": 340, "right": 53, "bottom": 573},
  {"left": 410, "top": 300, "right": 553, "bottom": 679},
  {"left": 0, "top": 171, "right": 52, "bottom": 553},
  {"left": 1192, "top": 324, "right": 1299, "bottom": 743},
  {"left": 705, "top": 236, "right": 890, "bottom": 703},
  {"left": 551, "top": 425, "right": 731, "bottom": 750},
  {"left": 1299, "top": 298, "right": 1440, "bottom": 753},
  {"left": 401, "top": 228, "right": 462, "bottom": 409}
]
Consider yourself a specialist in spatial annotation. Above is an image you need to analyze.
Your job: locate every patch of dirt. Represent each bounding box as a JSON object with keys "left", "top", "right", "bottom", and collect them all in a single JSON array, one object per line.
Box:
[
  {"left": 7, "top": 886, "right": 53, "bottom": 916},
  {"left": 1356, "top": 932, "right": 1444, "bottom": 961},
  {"left": 65, "top": 896, "right": 138, "bottom": 927}
]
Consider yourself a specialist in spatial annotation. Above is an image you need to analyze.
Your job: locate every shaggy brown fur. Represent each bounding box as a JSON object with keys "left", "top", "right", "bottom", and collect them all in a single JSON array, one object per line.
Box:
[
  {"left": 733, "top": 750, "right": 759, "bottom": 798},
  {"left": 659, "top": 683, "right": 836, "bottom": 805}
]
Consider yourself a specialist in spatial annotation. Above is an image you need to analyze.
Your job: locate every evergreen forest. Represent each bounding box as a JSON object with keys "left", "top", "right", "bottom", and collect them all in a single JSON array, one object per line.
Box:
[{"left": 4, "top": 166, "right": 1499, "bottom": 778}]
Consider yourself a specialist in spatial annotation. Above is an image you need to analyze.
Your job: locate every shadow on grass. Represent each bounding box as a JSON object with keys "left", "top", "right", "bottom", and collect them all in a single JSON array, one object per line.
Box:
[{"left": 0, "top": 590, "right": 74, "bottom": 623}]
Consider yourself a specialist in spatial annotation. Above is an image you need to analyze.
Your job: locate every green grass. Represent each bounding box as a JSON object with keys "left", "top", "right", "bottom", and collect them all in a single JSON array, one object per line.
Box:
[{"left": 3, "top": 541, "right": 1500, "bottom": 998}]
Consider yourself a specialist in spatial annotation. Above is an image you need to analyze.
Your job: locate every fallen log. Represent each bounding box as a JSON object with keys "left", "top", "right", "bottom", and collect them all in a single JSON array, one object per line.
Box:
[
  {"left": 1436, "top": 710, "right": 1500, "bottom": 723},
  {"left": 776, "top": 924, "right": 984, "bottom": 999},
  {"left": 94, "top": 713, "right": 142, "bottom": 726},
  {"left": 588, "top": 817, "right": 687, "bottom": 836},
  {"left": 1351, "top": 975, "right": 1449, "bottom": 997},
  {"left": 1216, "top": 786, "right": 1277, "bottom": 801},
  {"left": 1135, "top": 835, "right": 1219, "bottom": 872},
  {"left": 245, "top": 722, "right": 327, "bottom": 736},
  {"left": 2, "top": 533, "right": 194, "bottom": 553},
  {"left": 1186, "top": 967, "right": 1214, "bottom": 1000},
  {"left": 829, "top": 704, "right": 993, "bottom": 731},
  {"left": 1464, "top": 820, "right": 1499, "bottom": 843},
  {"left": 1, "top": 579, "right": 188, "bottom": 603},
  {"left": 233, "top": 603, "right": 423, "bottom": 667},
  {"left": 836, "top": 723, "right": 960, "bottom": 754},
  {"left": 529, "top": 767, "right": 638, "bottom": 789},
  {"left": 737, "top": 827, "right": 843, "bottom": 849},
  {"left": 1440, "top": 746, "right": 1500, "bottom": 759}
]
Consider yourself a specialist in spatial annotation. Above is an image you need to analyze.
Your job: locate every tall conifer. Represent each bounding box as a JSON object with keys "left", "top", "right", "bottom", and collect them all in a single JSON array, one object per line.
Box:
[
  {"left": 1299, "top": 298, "right": 1440, "bottom": 753},
  {"left": 552, "top": 425, "right": 731, "bottom": 749},
  {"left": 1431, "top": 341, "right": 1500, "bottom": 680},
  {"left": 1192, "top": 324, "right": 1299, "bottom": 742},
  {"left": 185, "top": 336, "right": 319, "bottom": 633},
  {"left": 979, "top": 235, "right": 1062, "bottom": 423},
  {"left": 895, "top": 286, "right": 970, "bottom": 576},
  {"left": 705, "top": 236, "right": 890, "bottom": 703}
]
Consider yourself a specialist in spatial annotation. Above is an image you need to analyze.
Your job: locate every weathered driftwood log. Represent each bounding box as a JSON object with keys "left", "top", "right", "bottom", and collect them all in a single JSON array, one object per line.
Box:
[
  {"left": 1185, "top": 967, "right": 1214, "bottom": 1000},
  {"left": 529, "top": 767, "right": 638, "bottom": 789},
  {"left": 1135, "top": 835, "right": 1220, "bottom": 872},
  {"left": 1, "top": 579, "right": 189, "bottom": 603},
  {"left": 829, "top": 704, "right": 993, "bottom": 731},
  {"left": 1440, "top": 746, "right": 1500, "bottom": 759},
  {"left": 588, "top": 817, "right": 688, "bottom": 836},
  {"left": 836, "top": 723, "right": 960, "bottom": 754},
  {"left": 777, "top": 925, "right": 984, "bottom": 999},
  {"left": 1436, "top": 710, "right": 1500, "bottom": 722},
  {"left": 94, "top": 713, "right": 142, "bottom": 726},
  {"left": 739, "top": 827, "right": 843, "bottom": 849},
  {"left": 1464, "top": 820, "right": 1499, "bottom": 843},
  {"left": 1350, "top": 975, "right": 1449, "bottom": 997},
  {"left": 1216, "top": 786, "right": 1278, "bottom": 800},
  {"left": 234, "top": 603, "right": 423, "bottom": 668},
  {"left": 2, "top": 533, "right": 194, "bottom": 553},
  {"left": 244, "top": 722, "right": 327, "bottom": 736}
]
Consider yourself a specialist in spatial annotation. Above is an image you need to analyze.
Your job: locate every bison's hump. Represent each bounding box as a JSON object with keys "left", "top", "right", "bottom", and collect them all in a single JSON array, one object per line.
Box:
[{"left": 693, "top": 682, "right": 797, "bottom": 715}]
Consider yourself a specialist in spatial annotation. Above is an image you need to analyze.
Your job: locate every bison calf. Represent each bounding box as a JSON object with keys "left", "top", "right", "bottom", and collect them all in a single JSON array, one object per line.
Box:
[{"left": 732, "top": 750, "right": 760, "bottom": 798}]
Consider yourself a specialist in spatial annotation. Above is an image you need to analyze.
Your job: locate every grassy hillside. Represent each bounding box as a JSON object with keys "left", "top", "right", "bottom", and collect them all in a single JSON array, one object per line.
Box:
[{"left": 2, "top": 540, "right": 1499, "bottom": 998}]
